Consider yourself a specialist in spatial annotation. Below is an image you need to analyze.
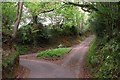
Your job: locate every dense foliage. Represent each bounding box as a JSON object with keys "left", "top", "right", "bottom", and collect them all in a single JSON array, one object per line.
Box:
[
  {"left": 15, "top": 2, "right": 86, "bottom": 45},
  {"left": 88, "top": 2, "right": 120, "bottom": 78}
]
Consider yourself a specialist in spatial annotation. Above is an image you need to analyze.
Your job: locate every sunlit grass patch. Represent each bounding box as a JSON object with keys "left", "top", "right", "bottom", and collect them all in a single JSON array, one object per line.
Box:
[{"left": 37, "top": 48, "right": 70, "bottom": 58}]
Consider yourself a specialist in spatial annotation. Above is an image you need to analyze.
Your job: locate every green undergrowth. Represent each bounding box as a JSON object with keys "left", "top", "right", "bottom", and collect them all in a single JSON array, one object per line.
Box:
[
  {"left": 3, "top": 45, "right": 30, "bottom": 67},
  {"left": 87, "top": 38, "right": 96, "bottom": 64},
  {"left": 2, "top": 52, "right": 19, "bottom": 68},
  {"left": 87, "top": 37, "right": 120, "bottom": 78},
  {"left": 2, "top": 51, "right": 20, "bottom": 78},
  {"left": 37, "top": 48, "right": 70, "bottom": 58},
  {"left": 16, "top": 45, "right": 30, "bottom": 55}
]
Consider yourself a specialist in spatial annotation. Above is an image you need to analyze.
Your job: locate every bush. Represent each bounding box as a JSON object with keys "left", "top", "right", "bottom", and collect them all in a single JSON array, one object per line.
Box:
[
  {"left": 2, "top": 52, "right": 19, "bottom": 68},
  {"left": 16, "top": 25, "right": 33, "bottom": 44},
  {"left": 62, "top": 25, "right": 79, "bottom": 36},
  {"left": 2, "top": 52, "right": 19, "bottom": 78},
  {"left": 87, "top": 38, "right": 96, "bottom": 65},
  {"left": 88, "top": 37, "right": 120, "bottom": 78},
  {"left": 16, "top": 24, "right": 52, "bottom": 45},
  {"left": 16, "top": 45, "right": 30, "bottom": 55},
  {"left": 87, "top": 3, "right": 120, "bottom": 78}
]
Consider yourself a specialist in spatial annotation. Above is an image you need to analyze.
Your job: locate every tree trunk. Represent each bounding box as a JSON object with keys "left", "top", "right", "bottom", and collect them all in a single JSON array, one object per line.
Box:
[
  {"left": 33, "top": 15, "right": 38, "bottom": 24},
  {"left": 12, "top": 1, "right": 23, "bottom": 39}
]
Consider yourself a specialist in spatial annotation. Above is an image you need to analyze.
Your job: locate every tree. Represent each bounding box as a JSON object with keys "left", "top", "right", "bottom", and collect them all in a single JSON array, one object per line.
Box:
[
  {"left": 2, "top": 2, "right": 16, "bottom": 32},
  {"left": 12, "top": 1, "right": 23, "bottom": 38},
  {"left": 88, "top": 2, "right": 120, "bottom": 78}
]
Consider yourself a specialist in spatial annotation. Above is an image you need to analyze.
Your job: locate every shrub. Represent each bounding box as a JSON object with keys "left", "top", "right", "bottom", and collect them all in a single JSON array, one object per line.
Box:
[
  {"left": 16, "top": 45, "right": 30, "bottom": 55},
  {"left": 88, "top": 37, "right": 120, "bottom": 78}
]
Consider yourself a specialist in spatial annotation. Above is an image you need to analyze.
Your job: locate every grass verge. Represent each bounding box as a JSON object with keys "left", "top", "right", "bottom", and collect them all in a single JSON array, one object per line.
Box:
[
  {"left": 37, "top": 48, "right": 70, "bottom": 58},
  {"left": 87, "top": 38, "right": 96, "bottom": 64}
]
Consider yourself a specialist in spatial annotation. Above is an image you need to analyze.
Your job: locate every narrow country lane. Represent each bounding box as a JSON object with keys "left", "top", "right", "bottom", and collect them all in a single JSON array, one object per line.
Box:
[
  {"left": 20, "top": 59, "right": 75, "bottom": 78},
  {"left": 20, "top": 35, "right": 94, "bottom": 78},
  {"left": 62, "top": 35, "right": 94, "bottom": 78}
]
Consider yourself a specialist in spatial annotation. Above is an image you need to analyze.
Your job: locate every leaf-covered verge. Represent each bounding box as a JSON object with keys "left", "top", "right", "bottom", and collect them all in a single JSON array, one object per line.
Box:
[{"left": 37, "top": 48, "right": 70, "bottom": 58}]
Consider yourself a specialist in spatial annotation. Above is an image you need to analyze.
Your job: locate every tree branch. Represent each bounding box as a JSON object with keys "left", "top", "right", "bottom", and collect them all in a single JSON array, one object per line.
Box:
[
  {"left": 41, "top": 9, "right": 54, "bottom": 13},
  {"left": 64, "top": 2, "right": 98, "bottom": 12}
]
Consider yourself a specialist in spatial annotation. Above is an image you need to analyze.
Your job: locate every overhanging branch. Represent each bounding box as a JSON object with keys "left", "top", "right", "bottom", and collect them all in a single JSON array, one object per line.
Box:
[
  {"left": 41, "top": 9, "right": 54, "bottom": 13},
  {"left": 64, "top": 2, "right": 98, "bottom": 12}
]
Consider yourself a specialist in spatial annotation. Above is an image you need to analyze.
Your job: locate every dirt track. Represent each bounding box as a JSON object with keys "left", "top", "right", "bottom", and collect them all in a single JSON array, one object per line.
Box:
[{"left": 20, "top": 35, "right": 94, "bottom": 78}]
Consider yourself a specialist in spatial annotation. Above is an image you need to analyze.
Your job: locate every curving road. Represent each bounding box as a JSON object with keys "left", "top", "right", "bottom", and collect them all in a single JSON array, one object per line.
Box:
[
  {"left": 62, "top": 35, "right": 94, "bottom": 78},
  {"left": 20, "top": 35, "right": 94, "bottom": 78}
]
